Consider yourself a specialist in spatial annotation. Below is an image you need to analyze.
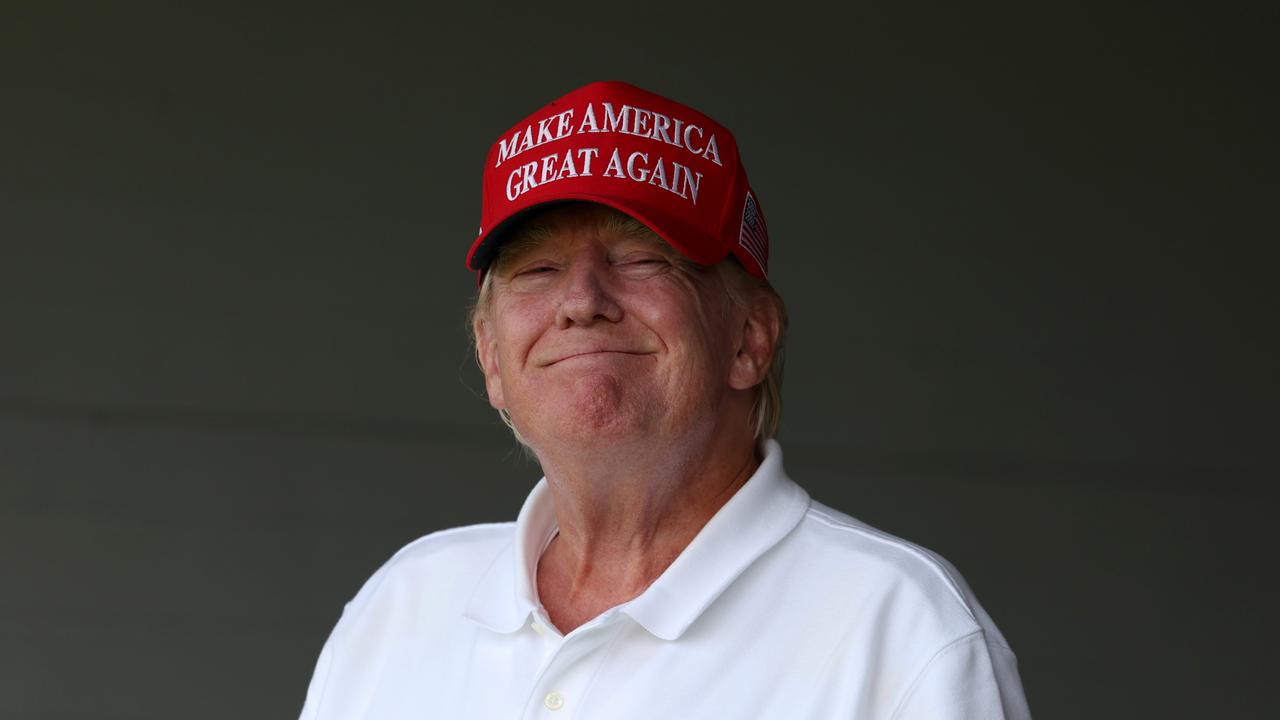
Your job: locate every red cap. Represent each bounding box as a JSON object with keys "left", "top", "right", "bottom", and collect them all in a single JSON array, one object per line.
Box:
[{"left": 466, "top": 81, "right": 769, "bottom": 280}]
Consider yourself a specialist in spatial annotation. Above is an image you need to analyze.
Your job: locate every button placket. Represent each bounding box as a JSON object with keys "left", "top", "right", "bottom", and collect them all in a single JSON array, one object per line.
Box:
[{"left": 525, "top": 614, "right": 624, "bottom": 718}]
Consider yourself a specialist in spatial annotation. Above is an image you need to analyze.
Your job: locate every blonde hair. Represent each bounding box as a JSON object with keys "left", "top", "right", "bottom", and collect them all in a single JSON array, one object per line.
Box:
[{"left": 468, "top": 206, "right": 787, "bottom": 445}]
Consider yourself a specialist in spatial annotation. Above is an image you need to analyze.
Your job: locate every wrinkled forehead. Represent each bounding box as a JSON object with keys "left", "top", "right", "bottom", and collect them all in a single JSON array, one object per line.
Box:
[{"left": 491, "top": 202, "right": 676, "bottom": 271}]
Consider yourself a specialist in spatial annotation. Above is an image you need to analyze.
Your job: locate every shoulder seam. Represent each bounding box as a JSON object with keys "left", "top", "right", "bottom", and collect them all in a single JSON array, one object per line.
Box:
[
  {"left": 804, "top": 506, "right": 976, "bottom": 623},
  {"left": 888, "top": 630, "right": 987, "bottom": 720}
]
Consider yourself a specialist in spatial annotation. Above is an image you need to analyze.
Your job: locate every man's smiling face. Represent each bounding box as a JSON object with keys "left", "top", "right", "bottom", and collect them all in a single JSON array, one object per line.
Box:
[{"left": 474, "top": 204, "right": 750, "bottom": 454}]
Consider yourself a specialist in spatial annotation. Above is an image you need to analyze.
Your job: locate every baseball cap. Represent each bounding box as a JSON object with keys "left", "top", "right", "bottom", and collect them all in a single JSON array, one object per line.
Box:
[{"left": 465, "top": 81, "right": 769, "bottom": 280}]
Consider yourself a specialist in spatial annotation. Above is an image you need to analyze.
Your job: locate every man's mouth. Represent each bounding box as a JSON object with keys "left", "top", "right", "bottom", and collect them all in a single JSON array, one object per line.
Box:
[{"left": 543, "top": 350, "right": 651, "bottom": 366}]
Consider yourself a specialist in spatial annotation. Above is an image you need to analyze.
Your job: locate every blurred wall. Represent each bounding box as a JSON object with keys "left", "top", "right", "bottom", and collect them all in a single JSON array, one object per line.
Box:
[{"left": 2, "top": 2, "right": 1276, "bottom": 718}]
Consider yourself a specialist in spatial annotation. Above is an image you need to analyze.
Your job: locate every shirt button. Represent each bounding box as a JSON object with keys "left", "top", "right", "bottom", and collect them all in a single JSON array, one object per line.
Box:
[
  {"left": 531, "top": 621, "right": 547, "bottom": 635},
  {"left": 543, "top": 691, "right": 565, "bottom": 711}
]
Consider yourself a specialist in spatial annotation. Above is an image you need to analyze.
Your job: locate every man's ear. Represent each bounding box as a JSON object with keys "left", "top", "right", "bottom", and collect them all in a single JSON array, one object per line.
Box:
[
  {"left": 728, "top": 297, "right": 782, "bottom": 391},
  {"left": 473, "top": 316, "right": 506, "bottom": 410}
]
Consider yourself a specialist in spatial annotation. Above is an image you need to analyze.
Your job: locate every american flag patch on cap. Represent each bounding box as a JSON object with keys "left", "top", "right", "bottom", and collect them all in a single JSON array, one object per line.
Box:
[{"left": 737, "top": 191, "right": 769, "bottom": 274}]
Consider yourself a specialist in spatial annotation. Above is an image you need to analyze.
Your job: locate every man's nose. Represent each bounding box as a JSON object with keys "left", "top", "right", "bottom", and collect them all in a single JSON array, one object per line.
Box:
[{"left": 555, "top": 261, "right": 623, "bottom": 328}]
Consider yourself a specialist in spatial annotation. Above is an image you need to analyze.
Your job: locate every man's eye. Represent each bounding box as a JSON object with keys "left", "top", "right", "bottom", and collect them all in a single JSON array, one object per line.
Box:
[{"left": 519, "top": 265, "right": 556, "bottom": 275}]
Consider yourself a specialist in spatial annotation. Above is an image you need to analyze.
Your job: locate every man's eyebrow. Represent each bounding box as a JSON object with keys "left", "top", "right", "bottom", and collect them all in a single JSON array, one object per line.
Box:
[
  {"left": 613, "top": 235, "right": 670, "bottom": 252},
  {"left": 491, "top": 234, "right": 553, "bottom": 274},
  {"left": 606, "top": 226, "right": 678, "bottom": 255}
]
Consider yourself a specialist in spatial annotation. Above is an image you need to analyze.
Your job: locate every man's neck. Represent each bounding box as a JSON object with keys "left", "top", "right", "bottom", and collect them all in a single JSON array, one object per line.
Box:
[{"left": 532, "top": 431, "right": 758, "bottom": 634}]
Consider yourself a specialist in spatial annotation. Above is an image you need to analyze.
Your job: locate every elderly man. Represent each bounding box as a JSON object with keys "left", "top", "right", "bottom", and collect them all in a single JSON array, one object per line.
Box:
[{"left": 299, "top": 82, "right": 1030, "bottom": 719}]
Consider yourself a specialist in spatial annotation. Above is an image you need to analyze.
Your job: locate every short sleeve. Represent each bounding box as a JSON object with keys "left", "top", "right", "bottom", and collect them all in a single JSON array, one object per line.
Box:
[{"left": 890, "top": 632, "right": 1031, "bottom": 720}]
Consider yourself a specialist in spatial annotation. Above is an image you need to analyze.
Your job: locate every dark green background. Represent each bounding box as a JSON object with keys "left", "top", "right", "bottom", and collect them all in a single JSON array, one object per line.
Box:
[{"left": 2, "top": 2, "right": 1276, "bottom": 717}]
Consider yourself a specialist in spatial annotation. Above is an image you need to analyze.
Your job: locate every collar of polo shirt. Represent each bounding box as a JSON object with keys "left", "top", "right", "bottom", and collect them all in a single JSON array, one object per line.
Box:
[{"left": 463, "top": 439, "right": 811, "bottom": 640}]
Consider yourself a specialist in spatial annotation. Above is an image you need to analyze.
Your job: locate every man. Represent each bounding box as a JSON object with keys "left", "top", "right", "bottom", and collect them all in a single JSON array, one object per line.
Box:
[{"left": 299, "top": 81, "right": 1030, "bottom": 719}]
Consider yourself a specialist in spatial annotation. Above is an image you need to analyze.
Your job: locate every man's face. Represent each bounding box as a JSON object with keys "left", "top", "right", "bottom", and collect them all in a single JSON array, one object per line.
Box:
[{"left": 474, "top": 205, "right": 753, "bottom": 454}]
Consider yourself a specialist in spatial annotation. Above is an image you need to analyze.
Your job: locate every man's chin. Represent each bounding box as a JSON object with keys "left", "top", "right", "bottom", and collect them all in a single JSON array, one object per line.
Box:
[
  {"left": 509, "top": 375, "right": 664, "bottom": 445},
  {"left": 525, "top": 409, "right": 653, "bottom": 451}
]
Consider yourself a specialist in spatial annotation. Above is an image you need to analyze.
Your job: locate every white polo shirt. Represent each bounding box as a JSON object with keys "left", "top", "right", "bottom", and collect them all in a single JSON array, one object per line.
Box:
[{"left": 299, "top": 441, "right": 1030, "bottom": 719}]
